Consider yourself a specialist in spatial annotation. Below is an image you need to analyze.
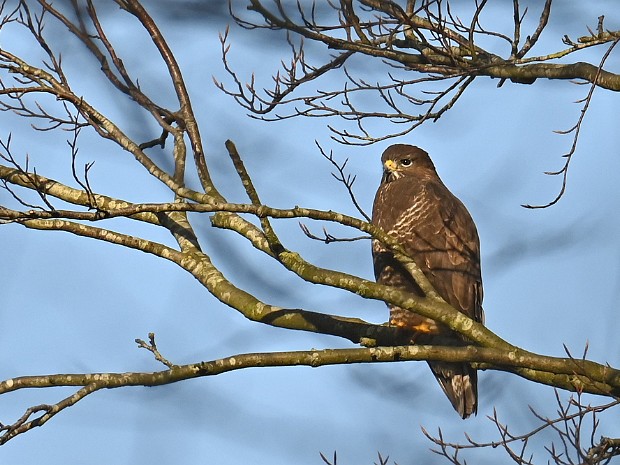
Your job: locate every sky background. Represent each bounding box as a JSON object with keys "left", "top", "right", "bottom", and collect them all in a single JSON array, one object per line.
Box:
[{"left": 1, "top": 1, "right": 620, "bottom": 464}]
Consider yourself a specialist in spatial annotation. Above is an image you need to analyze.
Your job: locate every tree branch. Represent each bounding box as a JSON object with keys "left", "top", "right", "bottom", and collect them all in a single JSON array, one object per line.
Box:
[
  {"left": 221, "top": 1, "right": 620, "bottom": 145},
  {"left": 2, "top": 342, "right": 619, "bottom": 445}
]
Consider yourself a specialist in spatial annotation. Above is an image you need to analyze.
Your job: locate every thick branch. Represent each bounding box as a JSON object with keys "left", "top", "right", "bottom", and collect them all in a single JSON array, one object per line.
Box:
[
  {"left": 2, "top": 343, "right": 618, "bottom": 444},
  {"left": 481, "top": 61, "right": 620, "bottom": 91},
  {"left": 2, "top": 344, "right": 619, "bottom": 404}
]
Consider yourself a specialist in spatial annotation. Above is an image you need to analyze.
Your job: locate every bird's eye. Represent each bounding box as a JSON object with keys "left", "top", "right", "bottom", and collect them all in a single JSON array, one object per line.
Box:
[{"left": 400, "top": 158, "right": 412, "bottom": 166}]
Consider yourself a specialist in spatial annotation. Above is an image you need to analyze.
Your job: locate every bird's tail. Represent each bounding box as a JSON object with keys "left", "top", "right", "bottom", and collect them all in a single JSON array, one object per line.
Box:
[{"left": 428, "top": 361, "right": 478, "bottom": 419}]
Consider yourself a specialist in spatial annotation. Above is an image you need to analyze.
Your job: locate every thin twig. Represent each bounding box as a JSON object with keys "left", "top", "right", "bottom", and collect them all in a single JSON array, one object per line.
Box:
[
  {"left": 523, "top": 38, "right": 620, "bottom": 209},
  {"left": 135, "top": 333, "right": 174, "bottom": 368},
  {"left": 315, "top": 141, "right": 371, "bottom": 221},
  {"left": 299, "top": 222, "right": 369, "bottom": 243}
]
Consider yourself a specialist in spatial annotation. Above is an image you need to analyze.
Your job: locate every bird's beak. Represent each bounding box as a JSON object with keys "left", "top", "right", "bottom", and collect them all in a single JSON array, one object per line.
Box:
[
  {"left": 384, "top": 159, "right": 398, "bottom": 171},
  {"left": 381, "top": 159, "right": 399, "bottom": 183}
]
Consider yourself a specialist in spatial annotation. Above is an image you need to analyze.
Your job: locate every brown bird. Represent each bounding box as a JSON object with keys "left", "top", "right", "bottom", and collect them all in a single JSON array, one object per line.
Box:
[{"left": 371, "top": 144, "right": 484, "bottom": 418}]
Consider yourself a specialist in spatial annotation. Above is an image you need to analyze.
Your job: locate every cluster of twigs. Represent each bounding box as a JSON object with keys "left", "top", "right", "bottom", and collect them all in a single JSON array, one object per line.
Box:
[
  {"left": 219, "top": 0, "right": 620, "bottom": 206},
  {"left": 317, "top": 391, "right": 620, "bottom": 464},
  {"left": 424, "top": 391, "right": 620, "bottom": 465},
  {"left": 221, "top": 0, "right": 620, "bottom": 142}
]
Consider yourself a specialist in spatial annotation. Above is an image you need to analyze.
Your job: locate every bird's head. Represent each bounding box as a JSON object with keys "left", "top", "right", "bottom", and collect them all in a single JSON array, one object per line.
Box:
[{"left": 380, "top": 144, "right": 436, "bottom": 183}]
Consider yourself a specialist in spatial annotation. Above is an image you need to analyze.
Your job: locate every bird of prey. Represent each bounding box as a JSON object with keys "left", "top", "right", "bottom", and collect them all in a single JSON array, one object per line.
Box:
[{"left": 371, "top": 144, "right": 484, "bottom": 418}]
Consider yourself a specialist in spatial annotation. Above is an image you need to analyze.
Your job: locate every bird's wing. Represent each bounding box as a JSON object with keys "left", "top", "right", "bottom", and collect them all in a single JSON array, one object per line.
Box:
[{"left": 412, "top": 181, "right": 483, "bottom": 323}]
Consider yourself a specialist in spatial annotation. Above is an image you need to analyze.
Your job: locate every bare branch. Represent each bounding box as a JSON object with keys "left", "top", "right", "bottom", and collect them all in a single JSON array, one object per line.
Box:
[
  {"left": 2, "top": 345, "right": 620, "bottom": 446},
  {"left": 316, "top": 141, "right": 371, "bottom": 220},
  {"left": 523, "top": 38, "right": 620, "bottom": 209},
  {"left": 299, "top": 222, "right": 369, "bottom": 244},
  {"left": 0, "top": 384, "right": 100, "bottom": 445},
  {"left": 135, "top": 333, "right": 174, "bottom": 368}
]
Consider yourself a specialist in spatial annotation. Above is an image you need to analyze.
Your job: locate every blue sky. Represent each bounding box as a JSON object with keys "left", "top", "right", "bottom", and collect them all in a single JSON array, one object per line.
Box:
[{"left": 1, "top": 1, "right": 620, "bottom": 464}]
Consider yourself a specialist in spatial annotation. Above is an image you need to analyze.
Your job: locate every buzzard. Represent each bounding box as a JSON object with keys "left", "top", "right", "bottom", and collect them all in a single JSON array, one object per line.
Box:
[{"left": 371, "top": 144, "right": 483, "bottom": 418}]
